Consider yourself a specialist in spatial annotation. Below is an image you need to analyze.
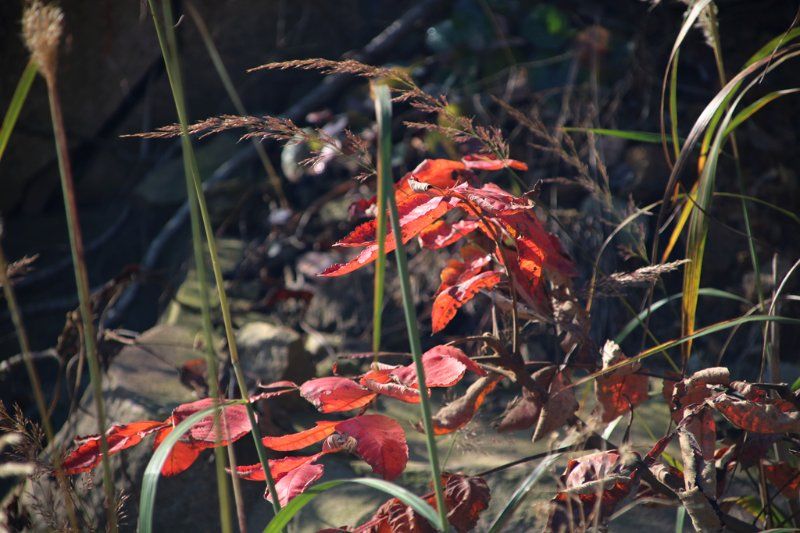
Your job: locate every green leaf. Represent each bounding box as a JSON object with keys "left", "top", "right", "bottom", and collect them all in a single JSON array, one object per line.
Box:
[
  {"left": 263, "top": 477, "right": 444, "bottom": 532},
  {"left": 487, "top": 453, "right": 562, "bottom": 533},
  {"left": 0, "top": 59, "right": 37, "bottom": 165}
]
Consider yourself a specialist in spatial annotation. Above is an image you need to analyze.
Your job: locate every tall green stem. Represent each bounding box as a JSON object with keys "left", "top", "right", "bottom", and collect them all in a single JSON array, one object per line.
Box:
[
  {"left": 147, "top": 0, "right": 281, "bottom": 514},
  {"left": 46, "top": 75, "right": 117, "bottom": 532},
  {"left": 372, "top": 83, "right": 448, "bottom": 531}
]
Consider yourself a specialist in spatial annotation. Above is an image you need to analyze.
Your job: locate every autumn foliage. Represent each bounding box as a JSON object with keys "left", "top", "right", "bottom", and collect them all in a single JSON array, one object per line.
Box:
[{"left": 60, "top": 154, "right": 800, "bottom": 532}]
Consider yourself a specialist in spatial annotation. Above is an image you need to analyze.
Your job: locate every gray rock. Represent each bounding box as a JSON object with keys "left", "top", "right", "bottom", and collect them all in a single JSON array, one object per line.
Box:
[{"left": 236, "top": 322, "right": 314, "bottom": 386}]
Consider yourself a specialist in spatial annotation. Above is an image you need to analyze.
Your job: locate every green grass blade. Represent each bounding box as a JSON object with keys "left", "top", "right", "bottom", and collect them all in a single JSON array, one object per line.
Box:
[
  {"left": 675, "top": 506, "right": 686, "bottom": 533},
  {"left": 263, "top": 478, "right": 441, "bottom": 533},
  {"left": 138, "top": 401, "right": 245, "bottom": 533},
  {"left": 722, "top": 88, "right": 800, "bottom": 137},
  {"left": 560, "top": 127, "right": 667, "bottom": 143},
  {"left": 371, "top": 82, "right": 389, "bottom": 358},
  {"left": 574, "top": 314, "right": 800, "bottom": 388},
  {"left": 668, "top": 48, "right": 681, "bottom": 160},
  {"left": 487, "top": 453, "right": 562, "bottom": 533},
  {"left": 373, "top": 82, "right": 448, "bottom": 531},
  {"left": 0, "top": 59, "right": 37, "bottom": 164},
  {"left": 615, "top": 288, "right": 750, "bottom": 344},
  {"left": 745, "top": 27, "right": 800, "bottom": 67}
]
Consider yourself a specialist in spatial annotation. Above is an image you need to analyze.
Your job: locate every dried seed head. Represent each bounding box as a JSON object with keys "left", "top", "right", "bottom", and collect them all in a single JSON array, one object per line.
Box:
[{"left": 22, "top": 1, "right": 64, "bottom": 81}]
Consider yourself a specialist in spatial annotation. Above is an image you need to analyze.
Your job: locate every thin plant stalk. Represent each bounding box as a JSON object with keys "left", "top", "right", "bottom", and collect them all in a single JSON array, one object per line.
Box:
[
  {"left": 0, "top": 59, "right": 37, "bottom": 162},
  {"left": 147, "top": 0, "right": 281, "bottom": 513},
  {"left": 185, "top": 1, "right": 288, "bottom": 208},
  {"left": 372, "top": 83, "right": 448, "bottom": 531},
  {"left": 185, "top": 145, "right": 234, "bottom": 533},
  {"left": 44, "top": 56, "right": 118, "bottom": 533},
  {"left": 0, "top": 239, "right": 80, "bottom": 531}
]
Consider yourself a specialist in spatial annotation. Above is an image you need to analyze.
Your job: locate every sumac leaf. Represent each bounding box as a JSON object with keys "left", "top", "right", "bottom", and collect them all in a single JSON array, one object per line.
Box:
[
  {"left": 431, "top": 270, "right": 502, "bottom": 333},
  {"left": 461, "top": 154, "right": 528, "bottom": 172},
  {"left": 418, "top": 219, "right": 478, "bottom": 250},
  {"left": 171, "top": 398, "right": 251, "bottom": 445},
  {"left": 334, "top": 414, "right": 408, "bottom": 480},
  {"left": 261, "top": 420, "right": 340, "bottom": 451},
  {"left": 63, "top": 420, "right": 166, "bottom": 475},
  {"left": 266, "top": 461, "right": 325, "bottom": 506},
  {"left": 299, "top": 377, "right": 377, "bottom": 413},
  {"left": 391, "top": 345, "right": 486, "bottom": 389},
  {"left": 431, "top": 374, "right": 502, "bottom": 435}
]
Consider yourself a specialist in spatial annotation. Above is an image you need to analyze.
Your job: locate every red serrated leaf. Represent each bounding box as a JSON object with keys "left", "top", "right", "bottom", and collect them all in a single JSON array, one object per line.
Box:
[
  {"left": 461, "top": 153, "right": 528, "bottom": 172},
  {"left": 360, "top": 369, "right": 420, "bottom": 403},
  {"left": 261, "top": 420, "right": 340, "bottom": 451},
  {"left": 335, "top": 414, "right": 409, "bottom": 480},
  {"left": 63, "top": 420, "right": 167, "bottom": 475},
  {"left": 299, "top": 377, "right": 377, "bottom": 413},
  {"left": 431, "top": 270, "right": 502, "bottom": 333},
  {"left": 266, "top": 461, "right": 326, "bottom": 506},
  {"left": 431, "top": 374, "right": 502, "bottom": 435},
  {"left": 418, "top": 219, "right": 479, "bottom": 250},
  {"left": 171, "top": 398, "right": 251, "bottom": 445},
  {"left": 391, "top": 345, "right": 486, "bottom": 389}
]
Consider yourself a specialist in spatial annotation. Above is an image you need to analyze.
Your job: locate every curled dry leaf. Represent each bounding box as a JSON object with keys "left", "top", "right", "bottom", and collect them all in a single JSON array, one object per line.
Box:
[
  {"left": 546, "top": 450, "right": 637, "bottom": 532},
  {"left": 495, "top": 388, "right": 540, "bottom": 433},
  {"left": 261, "top": 420, "right": 339, "bottom": 451},
  {"left": 677, "top": 486, "right": 723, "bottom": 533},
  {"left": 532, "top": 368, "right": 578, "bottom": 442},
  {"left": 430, "top": 374, "right": 503, "bottom": 435}
]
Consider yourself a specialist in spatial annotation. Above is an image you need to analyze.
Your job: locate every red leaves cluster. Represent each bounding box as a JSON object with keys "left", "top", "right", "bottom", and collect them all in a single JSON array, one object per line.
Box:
[
  {"left": 299, "top": 345, "right": 486, "bottom": 414},
  {"left": 322, "top": 156, "right": 575, "bottom": 333},
  {"left": 235, "top": 414, "right": 408, "bottom": 504},
  {"left": 63, "top": 399, "right": 252, "bottom": 477}
]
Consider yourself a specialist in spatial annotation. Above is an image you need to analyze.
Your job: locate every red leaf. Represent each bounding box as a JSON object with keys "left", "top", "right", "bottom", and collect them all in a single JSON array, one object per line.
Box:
[
  {"left": 299, "top": 377, "right": 377, "bottom": 413},
  {"left": 709, "top": 394, "right": 800, "bottom": 434},
  {"left": 233, "top": 451, "right": 330, "bottom": 482},
  {"left": 395, "top": 159, "right": 468, "bottom": 198},
  {"left": 431, "top": 270, "right": 502, "bottom": 333},
  {"left": 320, "top": 193, "right": 459, "bottom": 277},
  {"left": 152, "top": 425, "right": 204, "bottom": 477},
  {"left": 418, "top": 219, "right": 478, "bottom": 250},
  {"left": 595, "top": 341, "right": 649, "bottom": 422},
  {"left": 262, "top": 420, "right": 340, "bottom": 451},
  {"left": 461, "top": 153, "right": 528, "bottom": 172},
  {"left": 391, "top": 345, "right": 486, "bottom": 389},
  {"left": 63, "top": 421, "right": 166, "bottom": 475},
  {"left": 360, "top": 369, "right": 420, "bottom": 403},
  {"left": 334, "top": 414, "right": 409, "bottom": 480},
  {"left": 266, "top": 461, "right": 325, "bottom": 506},
  {"left": 171, "top": 398, "right": 251, "bottom": 445},
  {"left": 431, "top": 374, "right": 502, "bottom": 435},
  {"left": 763, "top": 461, "right": 800, "bottom": 499}
]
